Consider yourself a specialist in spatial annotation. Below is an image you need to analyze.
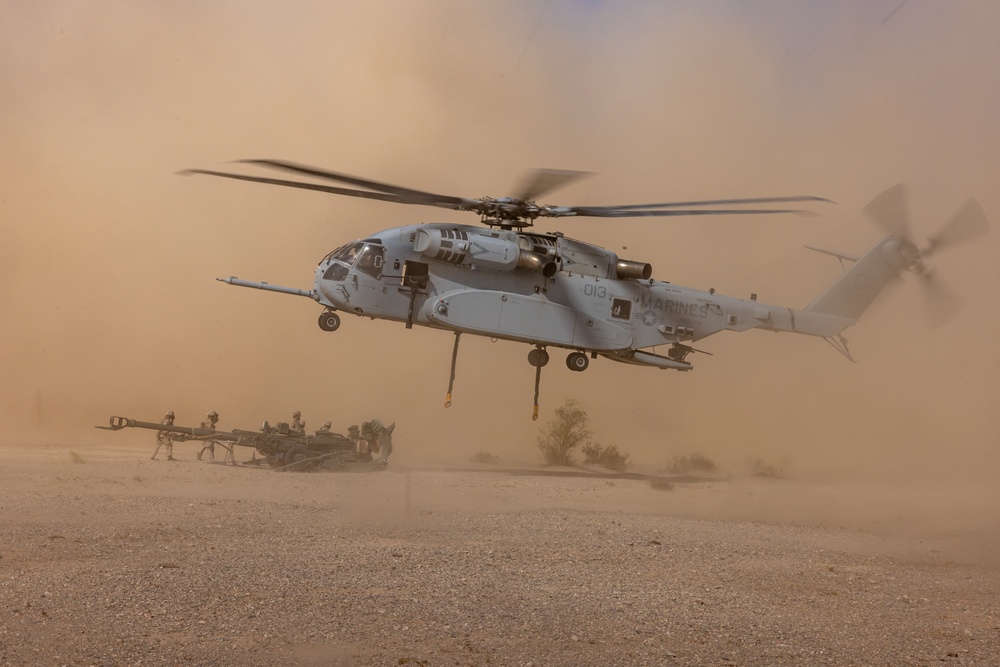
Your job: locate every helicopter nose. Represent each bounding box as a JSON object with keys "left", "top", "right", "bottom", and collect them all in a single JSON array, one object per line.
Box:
[{"left": 315, "top": 267, "right": 349, "bottom": 308}]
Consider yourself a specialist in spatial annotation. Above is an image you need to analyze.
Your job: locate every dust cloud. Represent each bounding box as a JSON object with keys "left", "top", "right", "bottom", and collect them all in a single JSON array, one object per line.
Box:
[{"left": 1, "top": 2, "right": 998, "bottom": 546}]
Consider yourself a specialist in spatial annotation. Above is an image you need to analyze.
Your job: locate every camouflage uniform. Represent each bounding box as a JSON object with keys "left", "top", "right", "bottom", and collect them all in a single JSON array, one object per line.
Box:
[
  {"left": 198, "top": 411, "right": 219, "bottom": 461},
  {"left": 348, "top": 425, "right": 363, "bottom": 455},
  {"left": 361, "top": 420, "right": 383, "bottom": 455},
  {"left": 152, "top": 412, "right": 176, "bottom": 461},
  {"left": 290, "top": 411, "right": 306, "bottom": 437}
]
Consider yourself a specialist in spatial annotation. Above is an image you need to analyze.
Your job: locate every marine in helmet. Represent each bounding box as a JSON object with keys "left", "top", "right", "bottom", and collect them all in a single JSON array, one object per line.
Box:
[
  {"left": 315, "top": 420, "right": 333, "bottom": 436},
  {"left": 198, "top": 411, "right": 220, "bottom": 461},
  {"left": 290, "top": 410, "right": 306, "bottom": 436},
  {"left": 353, "top": 422, "right": 373, "bottom": 459},
  {"left": 152, "top": 410, "right": 176, "bottom": 461},
  {"left": 360, "top": 419, "right": 386, "bottom": 457}
]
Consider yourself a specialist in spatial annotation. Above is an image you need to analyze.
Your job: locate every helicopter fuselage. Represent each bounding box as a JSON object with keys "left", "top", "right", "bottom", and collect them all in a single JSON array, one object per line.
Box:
[{"left": 286, "top": 222, "right": 851, "bottom": 371}]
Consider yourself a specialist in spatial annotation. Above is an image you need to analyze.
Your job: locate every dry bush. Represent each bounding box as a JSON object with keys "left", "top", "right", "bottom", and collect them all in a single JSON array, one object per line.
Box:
[
  {"left": 749, "top": 457, "right": 784, "bottom": 478},
  {"left": 537, "top": 399, "right": 591, "bottom": 466},
  {"left": 471, "top": 450, "right": 500, "bottom": 465},
  {"left": 582, "top": 442, "right": 631, "bottom": 471},
  {"left": 649, "top": 478, "right": 674, "bottom": 491}
]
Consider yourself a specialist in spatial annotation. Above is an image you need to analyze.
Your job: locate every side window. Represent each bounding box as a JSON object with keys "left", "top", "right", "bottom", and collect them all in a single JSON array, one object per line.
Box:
[
  {"left": 611, "top": 298, "right": 632, "bottom": 321},
  {"left": 356, "top": 245, "right": 385, "bottom": 279}
]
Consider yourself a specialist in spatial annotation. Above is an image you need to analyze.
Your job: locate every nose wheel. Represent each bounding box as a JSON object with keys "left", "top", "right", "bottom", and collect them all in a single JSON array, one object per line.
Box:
[{"left": 318, "top": 310, "right": 341, "bottom": 332}]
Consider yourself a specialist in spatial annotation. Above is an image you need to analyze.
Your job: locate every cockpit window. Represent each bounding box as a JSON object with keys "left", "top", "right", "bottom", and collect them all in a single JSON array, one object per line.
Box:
[
  {"left": 355, "top": 244, "right": 385, "bottom": 279},
  {"left": 320, "top": 241, "right": 385, "bottom": 281},
  {"left": 332, "top": 242, "right": 365, "bottom": 265},
  {"left": 322, "top": 262, "right": 350, "bottom": 282}
]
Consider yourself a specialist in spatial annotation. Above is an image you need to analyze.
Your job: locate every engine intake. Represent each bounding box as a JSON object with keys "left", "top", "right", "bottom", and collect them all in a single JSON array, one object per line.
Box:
[{"left": 414, "top": 228, "right": 557, "bottom": 276}]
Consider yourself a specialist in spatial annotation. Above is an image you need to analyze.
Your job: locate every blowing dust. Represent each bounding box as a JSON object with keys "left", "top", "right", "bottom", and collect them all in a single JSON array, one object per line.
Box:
[{"left": 1, "top": 2, "right": 998, "bottom": 556}]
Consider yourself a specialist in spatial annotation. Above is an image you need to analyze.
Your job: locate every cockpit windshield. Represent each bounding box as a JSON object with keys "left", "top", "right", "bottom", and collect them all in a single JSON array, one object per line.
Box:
[
  {"left": 321, "top": 241, "right": 385, "bottom": 281},
  {"left": 331, "top": 242, "right": 365, "bottom": 265}
]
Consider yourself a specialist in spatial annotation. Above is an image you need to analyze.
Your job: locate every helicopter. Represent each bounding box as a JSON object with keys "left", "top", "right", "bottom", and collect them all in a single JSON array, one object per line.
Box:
[{"left": 182, "top": 160, "right": 989, "bottom": 419}]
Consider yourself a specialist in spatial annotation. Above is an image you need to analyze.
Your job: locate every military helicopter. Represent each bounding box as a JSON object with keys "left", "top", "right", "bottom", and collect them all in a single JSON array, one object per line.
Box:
[{"left": 182, "top": 161, "right": 989, "bottom": 418}]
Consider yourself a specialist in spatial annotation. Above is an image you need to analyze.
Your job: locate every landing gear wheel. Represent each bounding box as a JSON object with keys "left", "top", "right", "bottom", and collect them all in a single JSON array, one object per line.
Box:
[
  {"left": 566, "top": 352, "right": 589, "bottom": 372},
  {"left": 318, "top": 311, "right": 341, "bottom": 332},
  {"left": 527, "top": 348, "right": 549, "bottom": 368}
]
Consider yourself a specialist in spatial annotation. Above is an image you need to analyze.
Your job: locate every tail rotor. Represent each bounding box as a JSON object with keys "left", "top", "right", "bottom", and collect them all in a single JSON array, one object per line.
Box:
[{"left": 862, "top": 183, "right": 990, "bottom": 327}]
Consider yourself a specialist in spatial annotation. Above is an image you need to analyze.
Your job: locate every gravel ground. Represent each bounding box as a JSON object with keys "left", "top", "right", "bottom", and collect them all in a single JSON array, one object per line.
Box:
[{"left": 1, "top": 444, "right": 998, "bottom": 666}]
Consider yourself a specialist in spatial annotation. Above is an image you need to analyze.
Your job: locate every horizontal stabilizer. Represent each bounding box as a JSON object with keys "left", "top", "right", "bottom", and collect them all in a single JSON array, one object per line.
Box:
[{"left": 804, "top": 245, "right": 860, "bottom": 263}]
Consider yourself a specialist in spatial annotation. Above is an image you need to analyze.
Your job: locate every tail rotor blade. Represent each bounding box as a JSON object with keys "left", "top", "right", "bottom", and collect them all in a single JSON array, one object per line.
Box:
[
  {"left": 863, "top": 183, "right": 912, "bottom": 240},
  {"left": 918, "top": 270, "right": 963, "bottom": 328},
  {"left": 925, "top": 198, "right": 990, "bottom": 257}
]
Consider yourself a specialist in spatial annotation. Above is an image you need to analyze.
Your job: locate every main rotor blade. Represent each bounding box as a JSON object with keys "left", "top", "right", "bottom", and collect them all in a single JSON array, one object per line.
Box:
[
  {"left": 513, "top": 169, "right": 591, "bottom": 202},
  {"left": 573, "top": 195, "right": 835, "bottom": 212},
  {"left": 180, "top": 169, "right": 469, "bottom": 210},
  {"left": 925, "top": 198, "right": 990, "bottom": 257},
  {"left": 555, "top": 207, "right": 810, "bottom": 218},
  {"left": 863, "top": 183, "right": 912, "bottom": 240},
  {"left": 239, "top": 159, "right": 475, "bottom": 208}
]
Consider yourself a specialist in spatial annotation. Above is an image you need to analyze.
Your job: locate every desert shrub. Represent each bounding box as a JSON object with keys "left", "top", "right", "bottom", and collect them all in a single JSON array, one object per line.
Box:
[
  {"left": 537, "top": 399, "right": 591, "bottom": 466},
  {"left": 471, "top": 450, "right": 500, "bottom": 465},
  {"left": 749, "top": 457, "right": 784, "bottom": 478},
  {"left": 582, "top": 442, "right": 630, "bottom": 471},
  {"left": 666, "top": 452, "right": 716, "bottom": 474},
  {"left": 649, "top": 478, "right": 674, "bottom": 491}
]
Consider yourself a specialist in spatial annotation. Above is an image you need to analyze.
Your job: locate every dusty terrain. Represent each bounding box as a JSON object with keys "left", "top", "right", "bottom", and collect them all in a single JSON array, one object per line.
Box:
[{"left": 1, "top": 440, "right": 998, "bottom": 667}]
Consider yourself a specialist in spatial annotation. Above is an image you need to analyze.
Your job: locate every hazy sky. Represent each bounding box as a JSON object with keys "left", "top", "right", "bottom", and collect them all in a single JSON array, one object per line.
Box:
[{"left": 2, "top": 1, "right": 998, "bottom": 480}]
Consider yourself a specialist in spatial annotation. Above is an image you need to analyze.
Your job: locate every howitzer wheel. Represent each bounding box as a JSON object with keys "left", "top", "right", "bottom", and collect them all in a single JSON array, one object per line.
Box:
[{"left": 284, "top": 445, "right": 316, "bottom": 470}]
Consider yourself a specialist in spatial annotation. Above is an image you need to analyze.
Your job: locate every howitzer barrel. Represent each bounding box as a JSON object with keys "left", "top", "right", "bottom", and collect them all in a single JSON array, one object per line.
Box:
[
  {"left": 98, "top": 416, "right": 237, "bottom": 441},
  {"left": 98, "top": 416, "right": 275, "bottom": 449}
]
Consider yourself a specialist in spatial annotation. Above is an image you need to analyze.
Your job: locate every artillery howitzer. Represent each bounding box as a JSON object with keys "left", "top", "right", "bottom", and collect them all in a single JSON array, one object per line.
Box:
[{"left": 98, "top": 416, "right": 394, "bottom": 472}]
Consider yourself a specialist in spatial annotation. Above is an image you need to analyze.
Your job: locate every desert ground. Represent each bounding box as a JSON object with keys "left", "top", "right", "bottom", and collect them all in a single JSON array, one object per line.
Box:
[{"left": 2, "top": 438, "right": 998, "bottom": 667}]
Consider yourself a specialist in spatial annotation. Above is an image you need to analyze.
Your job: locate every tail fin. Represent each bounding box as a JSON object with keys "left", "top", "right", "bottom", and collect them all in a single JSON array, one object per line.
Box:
[{"left": 805, "top": 237, "right": 905, "bottom": 320}]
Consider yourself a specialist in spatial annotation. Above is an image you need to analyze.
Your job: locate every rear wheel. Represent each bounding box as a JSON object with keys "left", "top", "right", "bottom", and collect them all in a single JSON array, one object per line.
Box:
[{"left": 566, "top": 352, "right": 589, "bottom": 372}]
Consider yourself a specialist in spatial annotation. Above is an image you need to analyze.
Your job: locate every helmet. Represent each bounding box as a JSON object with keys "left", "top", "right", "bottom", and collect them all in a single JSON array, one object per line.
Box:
[
  {"left": 208, "top": 411, "right": 218, "bottom": 419},
  {"left": 165, "top": 410, "right": 175, "bottom": 418},
  {"left": 348, "top": 424, "right": 359, "bottom": 431},
  {"left": 322, "top": 421, "right": 332, "bottom": 429},
  {"left": 293, "top": 410, "right": 301, "bottom": 418}
]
